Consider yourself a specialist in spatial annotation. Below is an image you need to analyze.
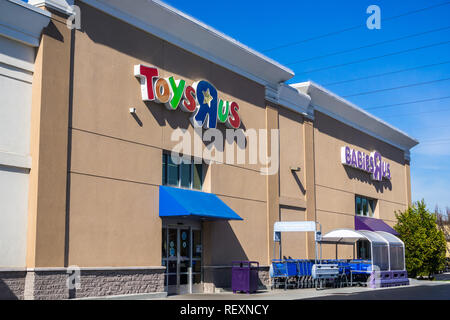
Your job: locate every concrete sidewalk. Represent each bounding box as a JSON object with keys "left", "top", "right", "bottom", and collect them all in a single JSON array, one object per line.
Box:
[
  {"left": 77, "top": 277, "right": 450, "bottom": 300},
  {"left": 157, "top": 278, "right": 450, "bottom": 300}
]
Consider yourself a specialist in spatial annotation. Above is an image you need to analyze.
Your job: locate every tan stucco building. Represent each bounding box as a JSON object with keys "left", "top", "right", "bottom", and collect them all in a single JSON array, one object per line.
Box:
[{"left": 0, "top": 0, "right": 418, "bottom": 299}]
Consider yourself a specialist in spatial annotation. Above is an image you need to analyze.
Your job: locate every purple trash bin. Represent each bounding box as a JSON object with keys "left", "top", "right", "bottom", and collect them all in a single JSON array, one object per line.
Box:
[{"left": 232, "top": 261, "right": 259, "bottom": 294}]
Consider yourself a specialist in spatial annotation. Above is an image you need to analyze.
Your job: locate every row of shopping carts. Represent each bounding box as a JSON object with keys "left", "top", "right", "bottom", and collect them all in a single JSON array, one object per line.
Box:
[
  {"left": 271, "top": 259, "right": 316, "bottom": 289},
  {"left": 322, "top": 259, "right": 371, "bottom": 273},
  {"left": 270, "top": 259, "right": 373, "bottom": 289},
  {"left": 322, "top": 259, "right": 373, "bottom": 285}
]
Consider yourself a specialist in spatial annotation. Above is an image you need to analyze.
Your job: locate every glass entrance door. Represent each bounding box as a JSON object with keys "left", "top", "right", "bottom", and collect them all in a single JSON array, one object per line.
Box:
[
  {"left": 162, "top": 225, "right": 202, "bottom": 295},
  {"left": 165, "top": 228, "right": 178, "bottom": 294},
  {"left": 178, "top": 228, "right": 190, "bottom": 294}
]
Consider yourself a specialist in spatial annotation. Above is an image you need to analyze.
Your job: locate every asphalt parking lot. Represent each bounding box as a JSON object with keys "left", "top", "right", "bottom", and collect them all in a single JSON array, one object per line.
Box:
[{"left": 304, "top": 282, "right": 450, "bottom": 300}]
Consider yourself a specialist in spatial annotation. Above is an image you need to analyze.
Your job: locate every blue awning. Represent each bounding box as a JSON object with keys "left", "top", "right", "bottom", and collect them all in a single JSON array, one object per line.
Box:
[{"left": 159, "top": 186, "right": 243, "bottom": 221}]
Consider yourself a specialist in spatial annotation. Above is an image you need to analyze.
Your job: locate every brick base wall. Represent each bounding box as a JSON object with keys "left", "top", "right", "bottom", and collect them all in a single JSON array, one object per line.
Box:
[
  {"left": 258, "top": 267, "right": 271, "bottom": 288},
  {"left": 73, "top": 269, "right": 165, "bottom": 299},
  {"left": 2, "top": 266, "right": 269, "bottom": 298},
  {"left": 1, "top": 268, "right": 165, "bottom": 300},
  {"left": 0, "top": 271, "right": 26, "bottom": 300},
  {"left": 33, "top": 271, "right": 69, "bottom": 300}
]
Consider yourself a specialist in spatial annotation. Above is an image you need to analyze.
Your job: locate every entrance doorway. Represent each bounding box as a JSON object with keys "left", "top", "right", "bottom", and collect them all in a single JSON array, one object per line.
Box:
[{"left": 162, "top": 220, "right": 202, "bottom": 295}]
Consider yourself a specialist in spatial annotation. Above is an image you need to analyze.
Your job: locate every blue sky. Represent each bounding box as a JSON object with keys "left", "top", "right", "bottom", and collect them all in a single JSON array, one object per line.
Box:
[{"left": 162, "top": 0, "right": 450, "bottom": 211}]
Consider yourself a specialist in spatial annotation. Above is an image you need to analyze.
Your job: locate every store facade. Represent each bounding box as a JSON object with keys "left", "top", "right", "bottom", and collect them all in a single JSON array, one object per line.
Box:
[{"left": 0, "top": 0, "right": 418, "bottom": 299}]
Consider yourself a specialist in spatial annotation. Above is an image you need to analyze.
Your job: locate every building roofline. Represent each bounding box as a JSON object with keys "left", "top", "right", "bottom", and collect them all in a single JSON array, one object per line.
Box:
[
  {"left": 292, "top": 81, "right": 419, "bottom": 153},
  {"left": 266, "top": 83, "right": 312, "bottom": 117},
  {"left": 0, "top": 0, "right": 51, "bottom": 47},
  {"left": 72, "top": 0, "right": 294, "bottom": 89},
  {"left": 28, "top": 0, "right": 74, "bottom": 15},
  {"left": 151, "top": 0, "right": 294, "bottom": 78},
  {"left": 9, "top": 0, "right": 52, "bottom": 17}
]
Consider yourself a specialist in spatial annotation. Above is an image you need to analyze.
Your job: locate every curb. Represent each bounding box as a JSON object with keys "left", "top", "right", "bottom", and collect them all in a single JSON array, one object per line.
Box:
[{"left": 72, "top": 292, "right": 168, "bottom": 300}]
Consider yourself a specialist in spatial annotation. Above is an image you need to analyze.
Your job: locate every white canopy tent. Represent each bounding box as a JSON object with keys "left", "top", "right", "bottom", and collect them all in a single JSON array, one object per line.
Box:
[
  {"left": 273, "top": 221, "right": 320, "bottom": 262},
  {"left": 320, "top": 229, "right": 405, "bottom": 271}
]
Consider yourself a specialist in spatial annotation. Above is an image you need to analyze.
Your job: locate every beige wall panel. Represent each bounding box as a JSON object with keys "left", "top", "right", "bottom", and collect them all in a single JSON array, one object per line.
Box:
[
  {"left": 279, "top": 207, "right": 308, "bottom": 259},
  {"left": 303, "top": 120, "right": 317, "bottom": 259},
  {"left": 72, "top": 2, "right": 166, "bottom": 148},
  {"left": 203, "top": 196, "right": 268, "bottom": 265},
  {"left": 316, "top": 185, "right": 403, "bottom": 229},
  {"left": 317, "top": 210, "right": 355, "bottom": 259},
  {"left": 73, "top": 3, "right": 268, "bottom": 175},
  {"left": 378, "top": 200, "right": 407, "bottom": 225},
  {"left": 314, "top": 112, "right": 408, "bottom": 221},
  {"left": 70, "top": 129, "right": 162, "bottom": 185},
  {"left": 197, "top": 65, "right": 266, "bottom": 172},
  {"left": 160, "top": 102, "right": 267, "bottom": 173},
  {"left": 387, "top": 161, "right": 407, "bottom": 203},
  {"left": 265, "top": 104, "right": 280, "bottom": 262},
  {"left": 209, "top": 63, "right": 265, "bottom": 113},
  {"left": 159, "top": 43, "right": 211, "bottom": 154},
  {"left": 208, "top": 99, "right": 267, "bottom": 173},
  {"left": 162, "top": 40, "right": 212, "bottom": 86},
  {"left": 68, "top": 173, "right": 161, "bottom": 267},
  {"left": 317, "top": 210, "right": 355, "bottom": 235},
  {"left": 316, "top": 185, "right": 355, "bottom": 216},
  {"left": 303, "top": 120, "right": 316, "bottom": 216},
  {"left": 211, "top": 163, "right": 266, "bottom": 202},
  {"left": 27, "top": 14, "right": 72, "bottom": 267},
  {"left": 279, "top": 108, "right": 306, "bottom": 201},
  {"left": 320, "top": 243, "right": 354, "bottom": 260},
  {"left": 405, "top": 162, "right": 411, "bottom": 205}
]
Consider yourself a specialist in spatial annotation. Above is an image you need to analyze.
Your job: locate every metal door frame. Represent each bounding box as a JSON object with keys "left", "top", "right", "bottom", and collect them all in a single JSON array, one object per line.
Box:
[{"left": 162, "top": 220, "right": 202, "bottom": 295}]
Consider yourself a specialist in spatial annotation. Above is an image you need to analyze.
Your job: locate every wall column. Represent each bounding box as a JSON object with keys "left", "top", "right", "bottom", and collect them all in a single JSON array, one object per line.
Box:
[
  {"left": 265, "top": 103, "right": 279, "bottom": 263},
  {"left": 303, "top": 118, "right": 317, "bottom": 260},
  {"left": 405, "top": 159, "right": 412, "bottom": 206},
  {"left": 26, "top": 9, "right": 72, "bottom": 269}
]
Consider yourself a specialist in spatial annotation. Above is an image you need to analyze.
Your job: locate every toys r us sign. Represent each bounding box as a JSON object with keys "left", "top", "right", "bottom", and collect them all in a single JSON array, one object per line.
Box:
[{"left": 134, "top": 65, "right": 241, "bottom": 129}]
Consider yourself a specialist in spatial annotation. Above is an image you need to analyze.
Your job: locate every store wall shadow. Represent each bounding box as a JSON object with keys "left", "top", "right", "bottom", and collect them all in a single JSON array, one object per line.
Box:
[
  {"left": 344, "top": 166, "right": 392, "bottom": 193},
  {"left": 0, "top": 279, "right": 19, "bottom": 300},
  {"left": 203, "top": 221, "right": 267, "bottom": 290}
]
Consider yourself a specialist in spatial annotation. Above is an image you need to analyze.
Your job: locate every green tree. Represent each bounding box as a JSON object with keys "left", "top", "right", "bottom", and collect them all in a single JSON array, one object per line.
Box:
[{"left": 394, "top": 200, "right": 446, "bottom": 278}]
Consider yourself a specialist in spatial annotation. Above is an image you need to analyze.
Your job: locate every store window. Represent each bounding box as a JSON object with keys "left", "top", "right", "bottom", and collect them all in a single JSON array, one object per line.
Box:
[
  {"left": 162, "top": 153, "right": 203, "bottom": 190},
  {"left": 355, "top": 195, "right": 376, "bottom": 217}
]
